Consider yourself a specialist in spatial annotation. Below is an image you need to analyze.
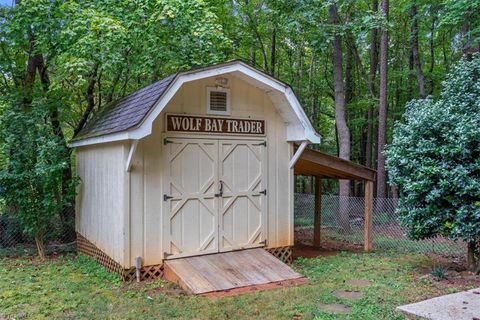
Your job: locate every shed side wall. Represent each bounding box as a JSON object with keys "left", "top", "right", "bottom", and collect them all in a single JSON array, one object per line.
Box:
[{"left": 75, "top": 142, "right": 127, "bottom": 266}]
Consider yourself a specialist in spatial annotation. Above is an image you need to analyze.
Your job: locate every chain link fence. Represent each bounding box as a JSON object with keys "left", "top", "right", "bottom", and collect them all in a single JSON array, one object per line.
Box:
[
  {"left": 294, "top": 193, "right": 467, "bottom": 257},
  {"left": 0, "top": 207, "right": 76, "bottom": 257},
  {"left": 1, "top": 194, "right": 467, "bottom": 258}
]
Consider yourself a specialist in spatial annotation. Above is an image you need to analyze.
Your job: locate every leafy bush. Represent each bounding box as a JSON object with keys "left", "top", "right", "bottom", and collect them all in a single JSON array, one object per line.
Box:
[{"left": 386, "top": 56, "right": 480, "bottom": 272}]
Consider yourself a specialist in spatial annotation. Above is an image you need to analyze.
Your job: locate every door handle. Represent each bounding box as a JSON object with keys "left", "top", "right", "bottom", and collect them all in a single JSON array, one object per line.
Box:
[{"left": 214, "top": 180, "right": 224, "bottom": 197}]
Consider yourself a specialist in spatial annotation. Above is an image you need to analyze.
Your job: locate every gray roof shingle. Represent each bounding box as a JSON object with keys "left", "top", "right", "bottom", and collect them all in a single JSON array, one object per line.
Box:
[{"left": 72, "top": 73, "right": 177, "bottom": 141}]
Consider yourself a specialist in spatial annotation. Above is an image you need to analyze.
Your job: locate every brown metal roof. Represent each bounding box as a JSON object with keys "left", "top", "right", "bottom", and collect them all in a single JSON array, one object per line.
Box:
[{"left": 295, "top": 148, "right": 376, "bottom": 181}]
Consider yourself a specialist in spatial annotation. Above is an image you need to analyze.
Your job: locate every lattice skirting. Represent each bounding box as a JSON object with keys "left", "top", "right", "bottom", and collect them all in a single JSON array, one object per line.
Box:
[
  {"left": 76, "top": 233, "right": 163, "bottom": 281},
  {"left": 266, "top": 246, "right": 293, "bottom": 263}
]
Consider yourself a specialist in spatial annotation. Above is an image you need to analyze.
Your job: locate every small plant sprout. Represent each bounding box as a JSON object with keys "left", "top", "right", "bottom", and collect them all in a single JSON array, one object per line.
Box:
[{"left": 430, "top": 266, "right": 448, "bottom": 280}]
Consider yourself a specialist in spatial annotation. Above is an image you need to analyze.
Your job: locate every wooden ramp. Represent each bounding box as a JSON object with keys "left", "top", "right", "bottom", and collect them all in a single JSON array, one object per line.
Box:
[{"left": 164, "top": 248, "right": 307, "bottom": 296}]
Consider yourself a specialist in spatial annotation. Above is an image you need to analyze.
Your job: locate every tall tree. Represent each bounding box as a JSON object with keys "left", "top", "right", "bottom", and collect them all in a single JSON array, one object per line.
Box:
[
  {"left": 366, "top": 0, "right": 379, "bottom": 169},
  {"left": 410, "top": 0, "right": 426, "bottom": 98},
  {"left": 376, "top": 0, "right": 389, "bottom": 198},
  {"left": 428, "top": 7, "right": 437, "bottom": 95},
  {"left": 329, "top": 3, "right": 351, "bottom": 232},
  {"left": 271, "top": 27, "right": 276, "bottom": 76}
]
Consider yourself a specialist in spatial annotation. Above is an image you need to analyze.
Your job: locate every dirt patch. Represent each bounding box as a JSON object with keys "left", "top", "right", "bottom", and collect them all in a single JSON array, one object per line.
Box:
[
  {"left": 318, "top": 303, "right": 351, "bottom": 314},
  {"left": 412, "top": 253, "right": 480, "bottom": 289},
  {"left": 147, "top": 285, "right": 187, "bottom": 297},
  {"left": 428, "top": 253, "right": 467, "bottom": 272},
  {"left": 294, "top": 227, "right": 364, "bottom": 252},
  {"left": 432, "top": 272, "right": 480, "bottom": 289},
  {"left": 292, "top": 245, "right": 337, "bottom": 259},
  {"left": 332, "top": 290, "right": 364, "bottom": 300},
  {"left": 345, "top": 279, "right": 371, "bottom": 287}
]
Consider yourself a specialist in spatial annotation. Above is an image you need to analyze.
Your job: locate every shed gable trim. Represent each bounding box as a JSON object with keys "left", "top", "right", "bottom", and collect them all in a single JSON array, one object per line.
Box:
[{"left": 70, "top": 61, "right": 320, "bottom": 148}]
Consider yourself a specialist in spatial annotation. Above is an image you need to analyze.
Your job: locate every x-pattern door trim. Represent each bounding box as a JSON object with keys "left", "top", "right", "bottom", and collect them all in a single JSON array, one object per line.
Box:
[
  {"left": 218, "top": 140, "right": 266, "bottom": 251},
  {"left": 163, "top": 137, "right": 267, "bottom": 259},
  {"left": 163, "top": 138, "right": 219, "bottom": 259}
]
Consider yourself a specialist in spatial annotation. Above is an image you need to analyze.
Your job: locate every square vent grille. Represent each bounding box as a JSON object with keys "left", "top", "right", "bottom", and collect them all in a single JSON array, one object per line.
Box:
[
  {"left": 209, "top": 91, "right": 228, "bottom": 112},
  {"left": 207, "top": 87, "right": 230, "bottom": 115}
]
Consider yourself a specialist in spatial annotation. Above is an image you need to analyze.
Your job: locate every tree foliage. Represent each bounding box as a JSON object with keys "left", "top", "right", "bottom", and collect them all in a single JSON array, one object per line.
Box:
[
  {"left": 0, "top": 99, "right": 77, "bottom": 259},
  {"left": 385, "top": 56, "right": 480, "bottom": 271}
]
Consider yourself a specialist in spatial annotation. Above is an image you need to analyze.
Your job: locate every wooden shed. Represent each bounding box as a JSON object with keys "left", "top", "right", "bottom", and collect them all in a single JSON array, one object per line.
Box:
[
  {"left": 71, "top": 61, "right": 376, "bottom": 290},
  {"left": 70, "top": 61, "right": 321, "bottom": 282}
]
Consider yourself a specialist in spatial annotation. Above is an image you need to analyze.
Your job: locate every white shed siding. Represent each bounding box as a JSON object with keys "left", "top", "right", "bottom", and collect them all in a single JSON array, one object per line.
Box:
[
  {"left": 129, "top": 130, "right": 163, "bottom": 267},
  {"left": 128, "top": 75, "right": 293, "bottom": 267},
  {"left": 75, "top": 142, "right": 128, "bottom": 265}
]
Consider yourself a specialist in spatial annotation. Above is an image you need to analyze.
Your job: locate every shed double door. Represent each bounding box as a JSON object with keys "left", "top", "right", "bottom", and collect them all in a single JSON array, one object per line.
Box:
[{"left": 163, "top": 137, "right": 267, "bottom": 259}]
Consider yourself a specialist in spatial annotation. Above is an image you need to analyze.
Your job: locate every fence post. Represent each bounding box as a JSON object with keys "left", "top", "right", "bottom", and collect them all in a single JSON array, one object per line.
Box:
[
  {"left": 364, "top": 180, "right": 373, "bottom": 251},
  {"left": 313, "top": 176, "right": 322, "bottom": 247}
]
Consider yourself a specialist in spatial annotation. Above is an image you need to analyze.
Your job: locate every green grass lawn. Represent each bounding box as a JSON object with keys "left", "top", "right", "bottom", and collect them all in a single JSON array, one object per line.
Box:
[{"left": 0, "top": 251, "right": 473, "bottom": 319}]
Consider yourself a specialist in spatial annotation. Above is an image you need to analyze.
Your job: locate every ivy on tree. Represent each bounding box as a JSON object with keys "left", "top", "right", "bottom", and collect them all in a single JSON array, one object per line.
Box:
[{"left": 386, "top": 56, "right": 480, "bottom": 273}]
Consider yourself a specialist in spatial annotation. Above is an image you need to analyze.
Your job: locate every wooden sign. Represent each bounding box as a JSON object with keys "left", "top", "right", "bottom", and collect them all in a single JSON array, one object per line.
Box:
[{"left": 166, "top": 114, "right": 266, "bottom": 135}]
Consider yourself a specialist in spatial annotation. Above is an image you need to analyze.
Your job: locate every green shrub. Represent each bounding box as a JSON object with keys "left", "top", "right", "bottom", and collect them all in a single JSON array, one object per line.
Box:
[{"left": 386, "top": 56, "right": 480, "bottom": 272}]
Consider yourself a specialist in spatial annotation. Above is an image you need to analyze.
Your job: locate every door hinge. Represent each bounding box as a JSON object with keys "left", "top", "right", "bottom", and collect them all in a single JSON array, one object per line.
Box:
[
  {"left": 256, "top": 141, "right": 267, "bottom": 147},
  {"left": 163, "top": 138, "right": 173, "bottom": 145},
  {"left": 164, "top": 252, "right": 172, "bottom": 258},
  {"left": 260, "top": 239, "right": 267, "bottom": 246},
  {"left": 163, "top": 194, "right": 173, "bottom": 201},
  {"left": 259, "top": 189, "right": 267, "bottom": 196}
]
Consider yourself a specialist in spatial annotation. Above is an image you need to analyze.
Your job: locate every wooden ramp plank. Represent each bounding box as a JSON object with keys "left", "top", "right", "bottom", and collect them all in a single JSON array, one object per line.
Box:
[
  {"left": 217, "top": 251, "right": 273, "bottom": 284},
  {"left": 164, "top": 258, "right": 216, "bottom": 293},
  {"left": 164, "top": 248, "right": 307, "bottom": 295},
  {"left": 250, "top": 249, "right": 302, "bottom": 279}
]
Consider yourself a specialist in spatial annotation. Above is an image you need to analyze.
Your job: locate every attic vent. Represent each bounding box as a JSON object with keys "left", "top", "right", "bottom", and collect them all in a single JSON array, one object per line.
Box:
[
  {"left": 210, "top": 91, "right": 227, "bottom": 111},
  {"left": 207, "top": 87, "right": 230, "bottom": 115}
]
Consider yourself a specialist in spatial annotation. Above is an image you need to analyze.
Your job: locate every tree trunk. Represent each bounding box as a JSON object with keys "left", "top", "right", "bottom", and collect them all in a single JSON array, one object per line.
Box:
[
  {"left": 329, "top": 4, "right": 351, "bottom": 233},
  {"left": 410, "top": 0, "right": 426, "bottom": 98},
  {"left": 37, "top": 54, "right": 76, "bottom": 242},
  {"left": 35, "top": 233, "right": 45, "bottom": 261},
  {"left": 366, "top": 0, "right": 378, "bottom": 169},
  {"left": 250, "top": 43, "right": 256, "bottom": 66},
  {"left": 391, "top": 184, "right": 399, "bottom": 199},
  {"left": 244, "top": 8, "right": 269, "bottom": 73},
  {"left": 467, "top": 241, "right": 480, "bottom": 274},
  {"left": 429, "top": 12, "right": 436, "bottom": 95},
  {"left": 345, "top": 33, "right": 354, "bottom": 105},
  {"left": 270, "top": 27, "right": 276, "bottom": 77},
  {"left": 22, "top": 31, "right": 42, "bottom": 110},
  {"left": 442, "top": 32, "right": 449, "bottom": 73},
  {"left": 462, "top": 15, "right": 472, "bottom": 59},
  {"left": 309, "top": 53, "right": 318, "bottom": 124},
  {"left": 407, "top": 47, "right": 414, "bottom": 102},
  {"left": 74, "top": 66, "right": 98, "bottom": 136},
  {"left": 376, "top": 0, "right": 389, "bottom": 199}
]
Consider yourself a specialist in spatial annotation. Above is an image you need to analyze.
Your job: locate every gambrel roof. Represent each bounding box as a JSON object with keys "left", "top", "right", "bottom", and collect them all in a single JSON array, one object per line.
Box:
[
  {"left": 74, "top": 74, "right": 176, "bottom": 141},
  {"left": 70, "top": 60, "right": 320, "bottom": 147}
]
